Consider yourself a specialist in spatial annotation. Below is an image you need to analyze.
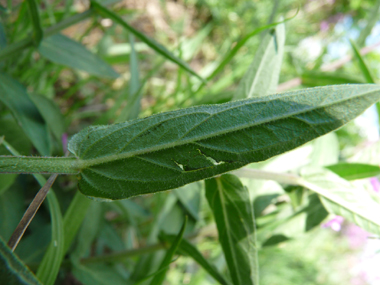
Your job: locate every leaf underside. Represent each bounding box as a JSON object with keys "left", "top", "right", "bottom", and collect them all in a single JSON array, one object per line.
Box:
[{"left": 68, "top": 85, "right": 380, "bottom": 199}]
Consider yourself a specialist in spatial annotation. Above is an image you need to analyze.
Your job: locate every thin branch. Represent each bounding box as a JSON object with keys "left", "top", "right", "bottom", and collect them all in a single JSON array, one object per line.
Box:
[{"left": 8, "top": 174, "right": 58, "bottom": 251}]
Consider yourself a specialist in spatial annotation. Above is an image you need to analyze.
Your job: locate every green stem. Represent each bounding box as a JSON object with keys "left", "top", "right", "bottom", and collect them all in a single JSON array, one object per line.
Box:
[
  {"left": 0, "top": 156, "right": 79, "bottom": 174},
  {"left": 0, "top": 9, "right": 93, "bottom": 61}
]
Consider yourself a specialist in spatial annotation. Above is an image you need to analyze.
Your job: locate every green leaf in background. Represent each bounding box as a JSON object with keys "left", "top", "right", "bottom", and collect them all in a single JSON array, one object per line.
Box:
[
  {"left": 115, "top": 34, "right": 141, "bottom": 123},
  {"left": 0, "top": 235, "right": 42, "bottom": 285},
  {"left": 305, "top": 194, "right": 329, "bottom": 231},
  {"left": 350, "top": 39, "right": 376, "bottom": 83},
  {"left": 149, "top": 216, "right": 187, "bottom": 285},
  {"left": 0, "top": 74, "right": 51, "bottom": 156},
  {"left": 29, "top": 93, "right": 65, "bottom": 143},
  {"left": 161, "top": 233, "right": 230, "bottom": 285},
  {"left": 91, "top": 1, "right": 204, "bottom": 82},
  {"left": 356, "top": 0, "right": 380, "bottom": 47},
  {"left": 205, "top": 174, "right": 258, "bottom": 285},
  {"left": 68, "top": 85, "right": 380, "bottom": 199},
  {"left": 36, "top": 190, "right": 64, "bottom": 285},
  {"left": 326, "top": 163, "right": 380, "bottom": 180},
  {"left": 300, "top": 167, "right": 380, "bottom": 235},
  {"left": 39, "top": 34, "right": 119, "bottom": 79},
  {"left": 234, "top": 23, "right": 285, "bottom": 100},
  {"left": 26, "top": 0, "right": 43, "bottom": 47},
  {"left": 301, "top": 71, "right": 365, "bottom": 87},
  {"left": 0, "top": 22, "right": 6, "bottom": 49}
]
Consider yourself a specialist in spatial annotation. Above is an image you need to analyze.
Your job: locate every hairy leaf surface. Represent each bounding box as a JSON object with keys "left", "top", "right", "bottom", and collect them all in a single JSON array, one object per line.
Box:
[{"left": 68, "top": 85, "right": 380, "bottom": 199}]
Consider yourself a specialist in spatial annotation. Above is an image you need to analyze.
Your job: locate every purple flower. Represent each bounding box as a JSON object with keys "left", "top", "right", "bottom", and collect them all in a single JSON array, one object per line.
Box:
[
  {"left": 61, "top": 133, "right": 68, "bottom": 153},
  {"left": 370, "top": 177, "right": 380, "bottom": 193},
  {"left": 322, "top": 215, "right": 344, "bottom": 231},
  {"left": 320, "top": 21, "right": 329, "bottom": 32}
]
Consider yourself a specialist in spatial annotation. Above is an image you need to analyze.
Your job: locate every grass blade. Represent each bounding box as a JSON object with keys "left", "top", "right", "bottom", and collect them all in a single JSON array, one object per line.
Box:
[
  {"left": 205, "top": 174, "right": 259, "bottom": 285},
  {"left": 35, "top": 190, "right": 64, "bottom": 285},
  {"left": 162, "top": 233, "right": 230, "bottom": 285},
  {"left": 0, "top": 235, "right": 42, "bottom": 285},
  {"left": 90, "top": 0, "right": 204, "bottom": 82},
  {"left": 26, "top": 0, "right": 43, "bottom": 47},
  {"left": 234, "top": 22, "right": 285, "bottom": 100},
  {"left": 149, "top": 216, "right": 187, "bottom": 285},
  {"left": 350, "top": 39, "right": 376, "bottom": 83}
]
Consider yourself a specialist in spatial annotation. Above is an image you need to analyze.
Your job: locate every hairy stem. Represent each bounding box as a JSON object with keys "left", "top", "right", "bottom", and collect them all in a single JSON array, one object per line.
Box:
[{"left": 0, "top": 156, "right": 80, "bottom": 174}]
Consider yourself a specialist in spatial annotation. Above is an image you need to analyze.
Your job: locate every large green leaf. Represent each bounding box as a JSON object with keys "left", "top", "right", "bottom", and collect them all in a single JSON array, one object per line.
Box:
[
  {"left": 234, "top": 23, "right": 285, "bottom": 100},
  {"left": 300, "top": 167, "right": 380, "bottom": 235},
  {"left": 39, "top": 34, "right": 119, "bottom": 79},
  {"left": 205, "top": 174, "right": 258, "bottom": 285},
  {"left": 67, "top": 85, "right": 380, "bottom": 199},
  {"left": 0, "top": 235, "right": 42, "bottom": 285},
  {"left": 0, "top": 74, "right": 51, "bottom": 155}
]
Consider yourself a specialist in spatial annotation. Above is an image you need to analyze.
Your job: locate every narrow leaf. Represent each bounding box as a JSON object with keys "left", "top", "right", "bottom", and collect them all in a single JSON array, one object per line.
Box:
[
  {"left": 29, "top": 93, "right": 65, "bottom": 142},
  {"left": 0, "top": 74, "right": 50, "bottom": 155},
  {"left": 234, "top": 23, "right": 285, "bottom": 100},
  {"left": 67, "top": 85, "right": 380, "bottom": 199},
  {"left": 149, "top": 217, "right": 187, "bottom": 285},
  {"left": 36, "top": 191, "right": 64, "bottom": 285},
  {"left": 0, "top": 235, "right": 42, "bottom": 285},
  {"left": 205, "top": 174, "right": 258, "bottom": 285},
  {"left": 207, "top": 15, "right": 294, "bottom": 82},
  {"left": 300, "top": 167, "right": 380, "bottom": 235},
  {"left": 91, "top": 0, "right": 204, "bottom": 81},
  {"left": 161, "top": 234, "right": 230, "bottom": 285},
  {"left": 26, "top": 0, "right": 43, "bottom": 47},
  {"left": 301, "top": 70, "right": 365, "bottom": 87},
  {"left": 326, "top": 163, "right": 380, "bottom": 180},
  {"left": 350, "top": 39, "right": 376, "bottom": 83},
  {"left": 39, "top": 34, "right": 119, "bottom": 78}
]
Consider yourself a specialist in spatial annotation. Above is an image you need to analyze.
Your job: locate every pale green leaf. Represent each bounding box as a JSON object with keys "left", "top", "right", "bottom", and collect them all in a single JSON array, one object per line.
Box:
[
  {"left": 326, "top": 163, "right": 380, "bottom": 180},
  {"left": 0, "top": 235, "right": 42, "bottom": 285},
  {"left": 205, "top": 174, "right": 258, "bottom": 285},
  {"left": 350, "top": 39, "right": 376, "bottom": 83},
  {"left": 300, "top": 167, "right": 380, "bottom": 235},
  {"left": 39, "top": 34, "right": 119, "bottom": 79},
  {"left": 0, "top": 74, "right": 51, "bottom": 155},
  {"left": 234, "top": 23, "right": 285, "bottom": 100},
  {"left": 67, "top": 85, "right": 380, "bottom": 199}
]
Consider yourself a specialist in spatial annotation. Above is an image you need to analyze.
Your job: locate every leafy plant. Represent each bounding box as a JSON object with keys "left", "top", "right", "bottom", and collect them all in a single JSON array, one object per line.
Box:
[{"left": 1, "top": 1, "right": 380, "bottom": 284}]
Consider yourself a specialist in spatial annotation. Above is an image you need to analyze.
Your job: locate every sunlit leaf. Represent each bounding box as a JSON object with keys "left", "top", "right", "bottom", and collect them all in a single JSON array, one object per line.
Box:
[
  {"left": 67, "top": 85, "right": 380, "bottom": 199},
  {"left": 326, "top": 163, "right": 380, "bottom": 180},
  {"left": 300, "top": 167, "right": 380, "bottom": 235},
  {"left": 234, "top": 23, "right": 285, "bottom": 100}
]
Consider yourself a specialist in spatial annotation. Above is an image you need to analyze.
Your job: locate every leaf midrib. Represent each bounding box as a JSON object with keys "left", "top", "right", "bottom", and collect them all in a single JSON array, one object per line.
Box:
[{"left": 76, "top": 87, "right": 379, "bottom": 169}]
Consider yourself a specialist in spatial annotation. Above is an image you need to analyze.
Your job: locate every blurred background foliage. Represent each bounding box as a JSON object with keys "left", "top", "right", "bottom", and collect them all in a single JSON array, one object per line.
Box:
[{"left": 1, "top": 0, "right": 380, "bottom": 284}]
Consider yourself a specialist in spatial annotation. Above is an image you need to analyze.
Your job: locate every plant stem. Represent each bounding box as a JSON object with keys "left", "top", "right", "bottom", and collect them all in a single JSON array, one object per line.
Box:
[{"left": 0, "top": 155, "right": 79, "bottom": 174}]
